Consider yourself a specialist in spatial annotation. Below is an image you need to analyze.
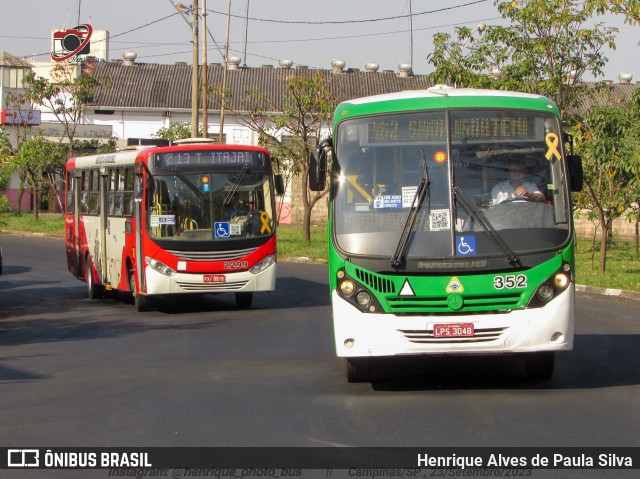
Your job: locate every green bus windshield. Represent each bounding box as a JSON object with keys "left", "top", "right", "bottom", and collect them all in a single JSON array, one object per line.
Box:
[{"left": 333, "top": 108, "right": 570, "bottom": 260}]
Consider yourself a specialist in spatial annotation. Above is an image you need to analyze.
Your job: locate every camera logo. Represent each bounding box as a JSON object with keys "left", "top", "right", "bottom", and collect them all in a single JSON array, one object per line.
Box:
[
  {"left": 51, "top": 24, "right": 93, "bottom": 62},
  {"left": 8, "top": 449, "right": 40, "bottom": 467}
]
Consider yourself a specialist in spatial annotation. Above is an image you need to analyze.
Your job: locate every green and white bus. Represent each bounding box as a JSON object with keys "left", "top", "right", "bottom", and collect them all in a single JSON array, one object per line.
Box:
[{"left": 310, "top": 86, "right": 583, "bottom": 382}]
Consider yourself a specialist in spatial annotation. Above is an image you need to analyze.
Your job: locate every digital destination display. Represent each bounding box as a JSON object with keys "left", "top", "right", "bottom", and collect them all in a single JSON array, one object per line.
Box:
[
  {"left": 154, "top": 150, "right": 265, "bottom": 169},
  {"left": 367, "top": 115, "right": 534, "bottom": 143}
]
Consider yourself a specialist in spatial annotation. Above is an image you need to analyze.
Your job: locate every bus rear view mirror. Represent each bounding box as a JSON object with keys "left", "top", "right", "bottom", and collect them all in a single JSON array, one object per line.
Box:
[
  {"left": 567, "top": 154, "right": 583, "bottom": 192},
  {"left": 310, "top": 138, "right": 332, "bottom": 191},
  {"left": 274, "top": 175, "right": 285, "bottom": 195}
]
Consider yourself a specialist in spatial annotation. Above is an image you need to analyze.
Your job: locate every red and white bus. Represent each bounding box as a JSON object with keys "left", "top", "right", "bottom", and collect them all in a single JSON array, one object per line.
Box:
[{"left": 64, "top": 140, "right": 284, "bottom": 311}]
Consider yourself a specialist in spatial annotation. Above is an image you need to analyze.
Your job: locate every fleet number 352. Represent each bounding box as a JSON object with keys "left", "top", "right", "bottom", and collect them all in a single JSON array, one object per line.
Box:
[{"left": 493, "top": 274, "right": 527, "bottom": 289}]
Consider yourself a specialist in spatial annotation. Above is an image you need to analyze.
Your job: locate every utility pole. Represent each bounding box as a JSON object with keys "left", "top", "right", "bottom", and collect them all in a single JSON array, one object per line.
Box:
[
  {"left": 191, "top": 0, "right": 200, "bottom": 137},
  {"left": 219, "top": 0, "right": 232, "bottom": 144},
  {"left": 201, "top": 0, "right": 208, "bottom": 138}
]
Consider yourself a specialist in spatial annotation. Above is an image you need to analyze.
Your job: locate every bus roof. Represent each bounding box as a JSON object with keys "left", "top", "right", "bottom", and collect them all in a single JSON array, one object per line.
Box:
[
  {"left": 67, "top": 144, "right": 271, "bottom": 170},
  {"left": 335, "top": 86, "right": 560, "bottom": 120}
]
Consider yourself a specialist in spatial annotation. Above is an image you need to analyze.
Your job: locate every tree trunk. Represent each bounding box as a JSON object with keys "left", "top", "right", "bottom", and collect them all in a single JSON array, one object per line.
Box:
[
  {"left": 32, "top": 184, "right": 39, "bottom": 220},
  {"left": 17, "top": 190, "right": 24, "bottom": 214},
  {"left": 635, "top": 202, "right": 639, "bottom": 257},
  {"left": 599, "top": 220, "right": 609, "bottom": 274},
  {"left": 301, "top": 175, "right": 311, "bottom": 243}
]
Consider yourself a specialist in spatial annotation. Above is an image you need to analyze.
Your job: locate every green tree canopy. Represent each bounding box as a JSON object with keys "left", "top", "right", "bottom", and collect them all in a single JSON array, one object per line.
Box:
[{"left": 427, "top": 0, "right": 619, "bottom": 118}]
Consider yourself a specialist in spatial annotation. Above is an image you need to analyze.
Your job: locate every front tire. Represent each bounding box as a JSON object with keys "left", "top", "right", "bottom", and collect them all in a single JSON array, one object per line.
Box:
[
  {"left": 345, "top": 357, "right": 372, "bottom": 383},
  {"left": 128, "top": 265, "right": 150, "bottom": 312},
  {"left": 85, "top": 256, "right": 103, "bottom": 300},
  {"left": 235, "top": 292, "right": 253, "bottom": 309},
  {"left": 524, "top": 352, "right": 555, "bottom": 381}
]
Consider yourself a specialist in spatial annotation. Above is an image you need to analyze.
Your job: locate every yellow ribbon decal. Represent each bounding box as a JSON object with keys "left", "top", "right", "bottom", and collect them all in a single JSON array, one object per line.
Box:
[
  {"left": 545, "top": 133, "right": 561, "bottom": 161},
  {"left": 260, "top": 211, "right": 272, "bottom": 234}
]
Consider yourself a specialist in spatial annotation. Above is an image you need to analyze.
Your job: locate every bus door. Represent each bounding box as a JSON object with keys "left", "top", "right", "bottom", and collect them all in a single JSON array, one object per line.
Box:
[
  {"left": 104, "top": 167, "right": 132, "bottom": 290},
  {"left": 65, "top": 169, "right": 82, "bottom": 278}
]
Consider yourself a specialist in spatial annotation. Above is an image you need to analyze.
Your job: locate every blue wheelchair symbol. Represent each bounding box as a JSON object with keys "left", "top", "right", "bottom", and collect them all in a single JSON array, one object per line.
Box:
[
  {"left": 214, "top": 222, "right": 230, "bottom": 238},
  {"left": 456, "top": 235, "right": 476, "bottom": 256}
]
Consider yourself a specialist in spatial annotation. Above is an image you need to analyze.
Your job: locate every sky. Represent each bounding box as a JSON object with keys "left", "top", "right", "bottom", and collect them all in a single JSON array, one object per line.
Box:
[{"left": 1, "top": 0, "right": 638, "bottom": 82}]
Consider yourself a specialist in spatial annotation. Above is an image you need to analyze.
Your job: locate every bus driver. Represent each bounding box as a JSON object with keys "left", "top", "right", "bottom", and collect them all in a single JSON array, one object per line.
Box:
[{"left": 492, "top": 163, "right": 545, "bottom": 204}]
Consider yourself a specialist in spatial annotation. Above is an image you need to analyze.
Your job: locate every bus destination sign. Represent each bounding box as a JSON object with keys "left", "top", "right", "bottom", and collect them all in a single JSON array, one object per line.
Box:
[{"left": 154, "top": 150, "right": 265, "bottom": 169}]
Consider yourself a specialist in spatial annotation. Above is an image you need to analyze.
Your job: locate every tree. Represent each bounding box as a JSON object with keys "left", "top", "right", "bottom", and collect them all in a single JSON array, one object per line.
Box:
[
  {"left": 154, "top": 122, "right": 196, "bottom": 142},
  {"left": 427, "top": 0, "right": 619, "bottom": 118},
  {"left": 0, "top": 129, "right": 13, "bottom": 224},
  {"left": 214, "top": 75, "right": 337, "bottom": 243},
  {"left": 23, "top": 63, "right": 103, "bottom": 156},
  {"left": 7, "top": 134, "right": 66, "bottom": 220},
  {"left": 573, "top": 96, "right": 640, "bottom": 271}
]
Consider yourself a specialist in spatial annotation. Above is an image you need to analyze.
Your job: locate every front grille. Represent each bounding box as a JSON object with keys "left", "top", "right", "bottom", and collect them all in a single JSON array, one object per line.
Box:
[
  {"left": 354, "top": 268, "right": 396, "bottom": 294},
  {"left": 175, "top": 279, "right": 249, "bottom": 291},
  {"left": 167, "top": 247, "right": 256, "bottom": 262},
  {"left": 388, "top": 293, "right": 522, "bottom": 313},
  {"left": 400, "top": 327, "right": 507, "bottom": 344}
]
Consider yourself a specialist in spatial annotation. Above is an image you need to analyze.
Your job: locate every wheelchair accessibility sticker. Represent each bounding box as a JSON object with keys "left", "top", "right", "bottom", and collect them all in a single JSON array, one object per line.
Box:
[
  {"left": 456, "top": 235, "right": 476, "bottom": 256},
  {"left": 214, "top": 221, "right": 230, "bottom": 238}
]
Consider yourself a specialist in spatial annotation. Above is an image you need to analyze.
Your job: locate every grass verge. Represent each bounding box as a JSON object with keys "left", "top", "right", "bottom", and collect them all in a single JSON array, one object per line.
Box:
[
  {"left": 575, "top": 238, "right": 640, "bottom": 292},
  {"left": 2, "top": 213, "right": 638, "bottom": 292},
  {"left": 1, "top": 212, "right": 65, "bottom": 238}
]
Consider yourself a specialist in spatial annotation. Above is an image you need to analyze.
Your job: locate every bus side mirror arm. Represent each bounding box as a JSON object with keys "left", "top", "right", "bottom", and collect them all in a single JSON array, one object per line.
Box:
[
  {"left": 567, "top": 154, "right": 583, "bottom": 192},
  {"left": 310, "top": 138, "right": 332, "bottom": 191}
]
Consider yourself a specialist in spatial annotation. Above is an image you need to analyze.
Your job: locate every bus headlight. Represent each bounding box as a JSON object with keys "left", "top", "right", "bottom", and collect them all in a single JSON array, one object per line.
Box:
[
  {"left": 528, "top": 263, "right": 572, "bottom": 308},
  {"left": 336, "top": 269, "right": 383, "bottom": 313},
  {"left": 340, "top": 279, "right": 356, "bottom": 296},
  {"left": 537, "top": 284, "right": 554, "bottom": 301},
  {"left": 145, "top": 257, "right": 177, "bottom": 277},
  {"left": 356, "top": 291, "right": 371, "bottom": 306},
  {"left": 554, "top": 272, "right": 569, "bottom": 289},
  {"left": 250, "top": 254, "right": 276, "bottom": 274}
]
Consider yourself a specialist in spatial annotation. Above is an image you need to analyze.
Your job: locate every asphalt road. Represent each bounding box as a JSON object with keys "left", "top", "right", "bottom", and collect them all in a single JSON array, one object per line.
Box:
[{"left": 1, "top": 233, "right": 639, "bottom": 477}]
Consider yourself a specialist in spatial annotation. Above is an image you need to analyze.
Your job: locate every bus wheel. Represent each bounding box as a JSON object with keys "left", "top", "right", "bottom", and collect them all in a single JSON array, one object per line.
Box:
[
  {"left": 345, "top": 357, "right": 372, "bottom": 383},
  {"left": 235, "top": 292, "right": 253, "bottom": 309},
  {"left": 524, "top": 352, "right": 555, "bottom": 381},
  {"left": 128, "top": 266, "right": 150, "bottom": 312},
  {"left": 85, "top": 256, "right": 103, "bottom": 300}
]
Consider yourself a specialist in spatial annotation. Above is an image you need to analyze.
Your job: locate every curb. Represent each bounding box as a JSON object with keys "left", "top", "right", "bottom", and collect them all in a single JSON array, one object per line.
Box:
[{"left": 575, "top": 284, "right": 640, "bottom": 302}]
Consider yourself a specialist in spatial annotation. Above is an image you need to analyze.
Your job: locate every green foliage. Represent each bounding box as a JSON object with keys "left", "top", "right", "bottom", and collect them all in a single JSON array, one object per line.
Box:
[
  {"left": 153, "top": 122, "right": 198, "bottom": 141},
  {"left": 427, "top": 0, "right": 618, "bottom": 117},
  {"left": 238, "top": 75, "right": 337, "bottom": 243},
  {"left": 276, "top": 224, "right": 328, "bottom": 260},
  {"left": 575, "top": 238, "right": 640, "bottom": 291},
  {"left": 8, "top": 134, "right": 67, "bottom": 218},
  {"left": 573, "top": 89, "right": 640, "bottom": 271},
  {"left": 0, "top": 212, "right": 65, "bottom": 235},
  {"left": 22, "top": 64, "right": 106, "bottom": 153}
]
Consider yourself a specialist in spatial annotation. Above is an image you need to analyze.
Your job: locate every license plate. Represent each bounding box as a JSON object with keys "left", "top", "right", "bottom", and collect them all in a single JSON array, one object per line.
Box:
[
  {"left": 203, "top": 274, "right": 226, "bottom": 283},
  {"left": 433, "top": 323, "right": 474, "bottom": 337}
]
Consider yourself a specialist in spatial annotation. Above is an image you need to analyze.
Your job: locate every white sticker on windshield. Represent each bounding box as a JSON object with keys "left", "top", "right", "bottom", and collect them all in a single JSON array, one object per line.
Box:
[
  {"left": 150, "top": 215, "right": 176, "bottom": 227},
  {"left": 374, "top": 194, "right": 402, "bottom": 209},
  {"left": 402, "top": 186, "right": 418, "bottom": 208},
  {"left": 429, "top": 209, "right": 450, "bottom": 231}
]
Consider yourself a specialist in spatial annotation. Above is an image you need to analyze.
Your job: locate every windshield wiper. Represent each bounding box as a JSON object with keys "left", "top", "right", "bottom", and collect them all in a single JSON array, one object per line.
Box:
[
  {"left": 172, "top": 168, "right": 207, "bottom": 202},
  {"left": 224, "top": 166, "right": 249, "bottom": 205},
  {"left": 391, "top": 149, "right": 430, "bottom": 268},
  {"left": 453, "top": 186, "right": 521, "bottom": 267}
]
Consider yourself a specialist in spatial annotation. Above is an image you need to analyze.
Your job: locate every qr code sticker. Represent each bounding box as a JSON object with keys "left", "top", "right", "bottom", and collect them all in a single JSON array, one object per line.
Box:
[{"left": 429, "top": 209, "right": 450, "bottom": 231}]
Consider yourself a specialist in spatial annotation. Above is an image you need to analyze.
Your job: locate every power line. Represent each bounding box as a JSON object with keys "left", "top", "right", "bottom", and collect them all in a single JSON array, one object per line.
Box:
[
  {"left": 232, "top": 17, "right": 502, "bottom": 45},
  {"left": 13, "top": 12, "right": 180, "bottom": 61},
  {"left": 206, "top": 0, "right": 489, "bottom": 25}
]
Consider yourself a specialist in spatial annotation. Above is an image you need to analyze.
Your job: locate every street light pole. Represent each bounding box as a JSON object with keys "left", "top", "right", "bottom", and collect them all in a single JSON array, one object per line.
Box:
[
  {"left": 191, "top": 0, "right": 200, "bottom": 137},
  {"left": 201, "top": 0, "right": 208, "bottom": 138},
  {"left": 219, "top": 0, "right": 232, "bottom": 144}
]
